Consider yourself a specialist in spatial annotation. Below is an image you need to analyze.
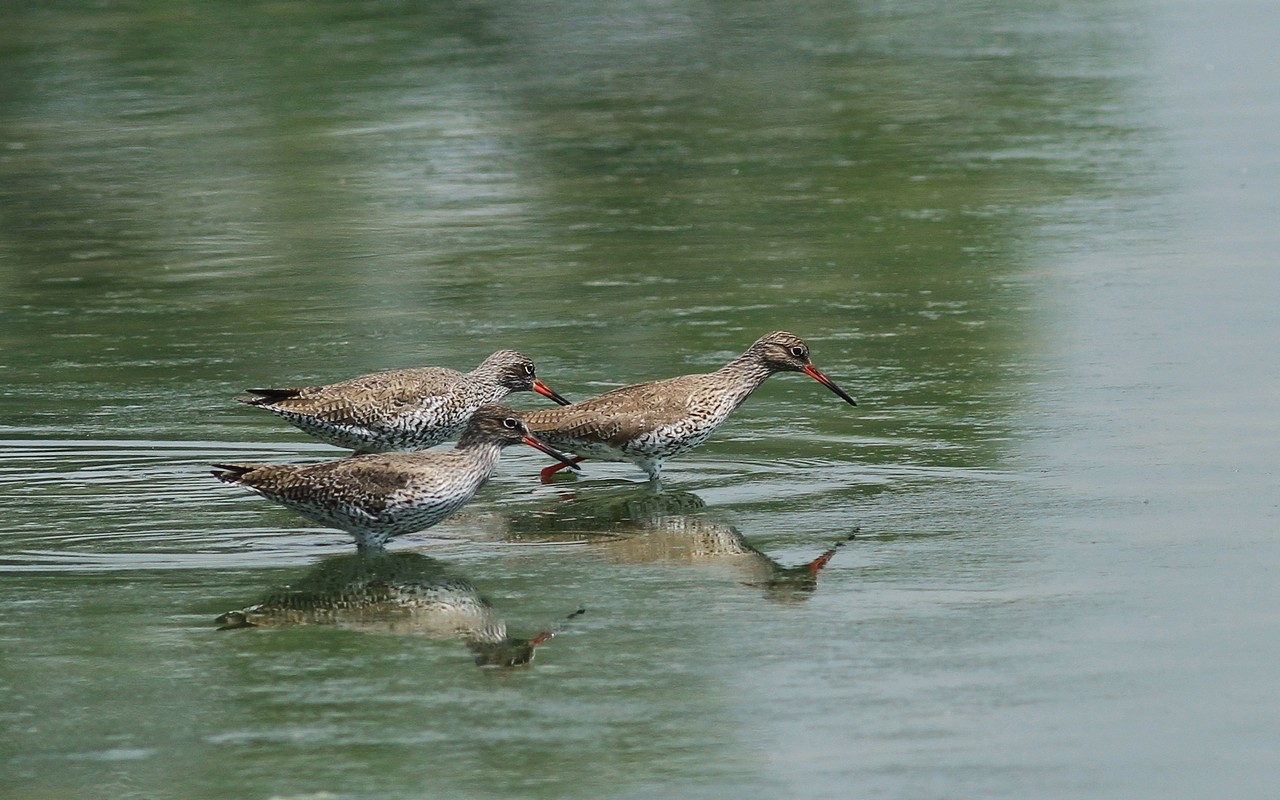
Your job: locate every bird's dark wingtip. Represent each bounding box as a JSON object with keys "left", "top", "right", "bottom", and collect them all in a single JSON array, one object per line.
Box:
[{"left": 211, "top": 463, "right": 253, "bottom": 483}]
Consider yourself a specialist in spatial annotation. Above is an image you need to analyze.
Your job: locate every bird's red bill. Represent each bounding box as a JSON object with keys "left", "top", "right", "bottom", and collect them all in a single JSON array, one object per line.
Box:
[
  {"left": 522, "top": 435, "right": 582, "bottom": 469},
  {"left": 533, "top": 379, "right": 572, "bottom": 406},
  {"left": 802, "top": 364, "right": 858, "bottom": 406}
]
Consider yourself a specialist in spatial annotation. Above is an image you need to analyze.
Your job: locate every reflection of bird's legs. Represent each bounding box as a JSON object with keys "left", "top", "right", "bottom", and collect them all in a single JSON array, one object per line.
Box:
[{"left": 805, "top": 530, "right": 859, "bottom": 575}]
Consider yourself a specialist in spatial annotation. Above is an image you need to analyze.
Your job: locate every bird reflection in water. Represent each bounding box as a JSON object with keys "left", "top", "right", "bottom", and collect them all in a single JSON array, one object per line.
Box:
[
  {"left": 215, "top": 552, "right": 581, "bottom": 667},
  {"left": 503, "top": 488, "right": 855, "bottom": 603}
]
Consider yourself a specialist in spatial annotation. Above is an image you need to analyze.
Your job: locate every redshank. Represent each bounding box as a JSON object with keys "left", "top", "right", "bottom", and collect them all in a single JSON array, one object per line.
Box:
[
  {"left": 523, "top": 331, "right": 856, "bottom": 486},
  {"left": 237, "top": 349, "right": 571, "bottom": 453},
  {"left": 213, "top": 404, "right": 580, "bottom": 550}
]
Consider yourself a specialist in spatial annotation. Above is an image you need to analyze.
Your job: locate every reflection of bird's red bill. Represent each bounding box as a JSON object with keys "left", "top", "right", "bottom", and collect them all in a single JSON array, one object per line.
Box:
[
  {"left": 530, "top": 607, "right": 587, "bottom": 646},
  {"left": 533, "top": 379, "right": 572, "bottom": 406},
  {"left": 523, "top": 435, "right": 582, "bottom": 469},
  {"left": 802, "top": 364, "right": 858, "bottom": 406}
]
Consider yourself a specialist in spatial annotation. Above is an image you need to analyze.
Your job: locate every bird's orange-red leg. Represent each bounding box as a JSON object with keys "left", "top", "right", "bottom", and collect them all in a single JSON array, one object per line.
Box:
[{"left": 540, "top": 457, "right": 584, "bottom": 483}]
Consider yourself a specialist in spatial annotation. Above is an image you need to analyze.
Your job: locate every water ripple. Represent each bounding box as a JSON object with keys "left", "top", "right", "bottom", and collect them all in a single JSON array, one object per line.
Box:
[{"left": 0, "top": 437, "right": 1019, "bottom": 572}]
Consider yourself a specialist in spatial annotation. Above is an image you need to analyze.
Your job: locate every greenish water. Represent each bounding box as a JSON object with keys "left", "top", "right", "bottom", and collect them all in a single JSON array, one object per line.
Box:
[{"left": 2, "top": 1, "right": 1277, "bottom": 798}]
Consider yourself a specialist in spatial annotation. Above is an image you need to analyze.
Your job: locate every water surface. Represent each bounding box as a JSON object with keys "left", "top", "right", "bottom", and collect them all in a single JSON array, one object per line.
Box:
[{"left": 2, "top": 1, "right": 1277, "bottom": 798}]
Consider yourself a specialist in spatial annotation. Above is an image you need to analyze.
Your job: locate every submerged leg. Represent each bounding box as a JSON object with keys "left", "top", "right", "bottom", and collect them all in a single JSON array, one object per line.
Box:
[
  {"left": 354, "top": 534, "right": 390, "bottom": 553},
  {"left": 640, "top": 459, "right": 665, "bottom": 491}
]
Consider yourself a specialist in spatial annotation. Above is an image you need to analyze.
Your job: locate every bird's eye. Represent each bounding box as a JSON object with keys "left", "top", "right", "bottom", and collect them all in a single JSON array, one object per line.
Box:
[
  {"left": 503, "top": 418, "right": 520, "bottom": 429},
  {"left": 524, "top": 364, "right": 535, "bottom": 376},
  {"left": 789, "top": 346, "right": 806, "bottom": 358}
]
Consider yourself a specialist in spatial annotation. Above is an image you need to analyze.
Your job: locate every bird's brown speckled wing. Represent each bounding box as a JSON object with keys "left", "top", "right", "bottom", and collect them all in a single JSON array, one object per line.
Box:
[
  {"left": 248, "top": 368, "right": 464, "bottom": 427},
  {"left": 522, "top": 375, "right": 705, "bottom": 445},
  {"left": 231, "top": 454, "right": 433, "bottom": 516}
]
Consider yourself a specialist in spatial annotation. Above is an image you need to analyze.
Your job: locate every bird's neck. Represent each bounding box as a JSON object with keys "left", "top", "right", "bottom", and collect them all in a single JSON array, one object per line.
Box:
[
  {"left": 707, "top": 354, "right": 776, "bottom": 408},
  {"left": 715, "top": 353, "right": 774, "bottom": 389},
  {"left": 451, "top": 438, "right": 504, "bottom": 469},
  {"left": 466, "top": 360, "right": 509, "bottom": 388}
]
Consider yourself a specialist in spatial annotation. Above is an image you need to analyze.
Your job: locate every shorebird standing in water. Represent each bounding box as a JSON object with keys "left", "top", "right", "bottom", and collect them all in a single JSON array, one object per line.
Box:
[
  {"left": 237, "top": 349, "right": 570, "bottom": 453},
  {"left": 522, "top": 331, "right": 857, "bottom": 487},
  {"left": 213, "top": 404, "right": 580, "bottom": 550}
]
